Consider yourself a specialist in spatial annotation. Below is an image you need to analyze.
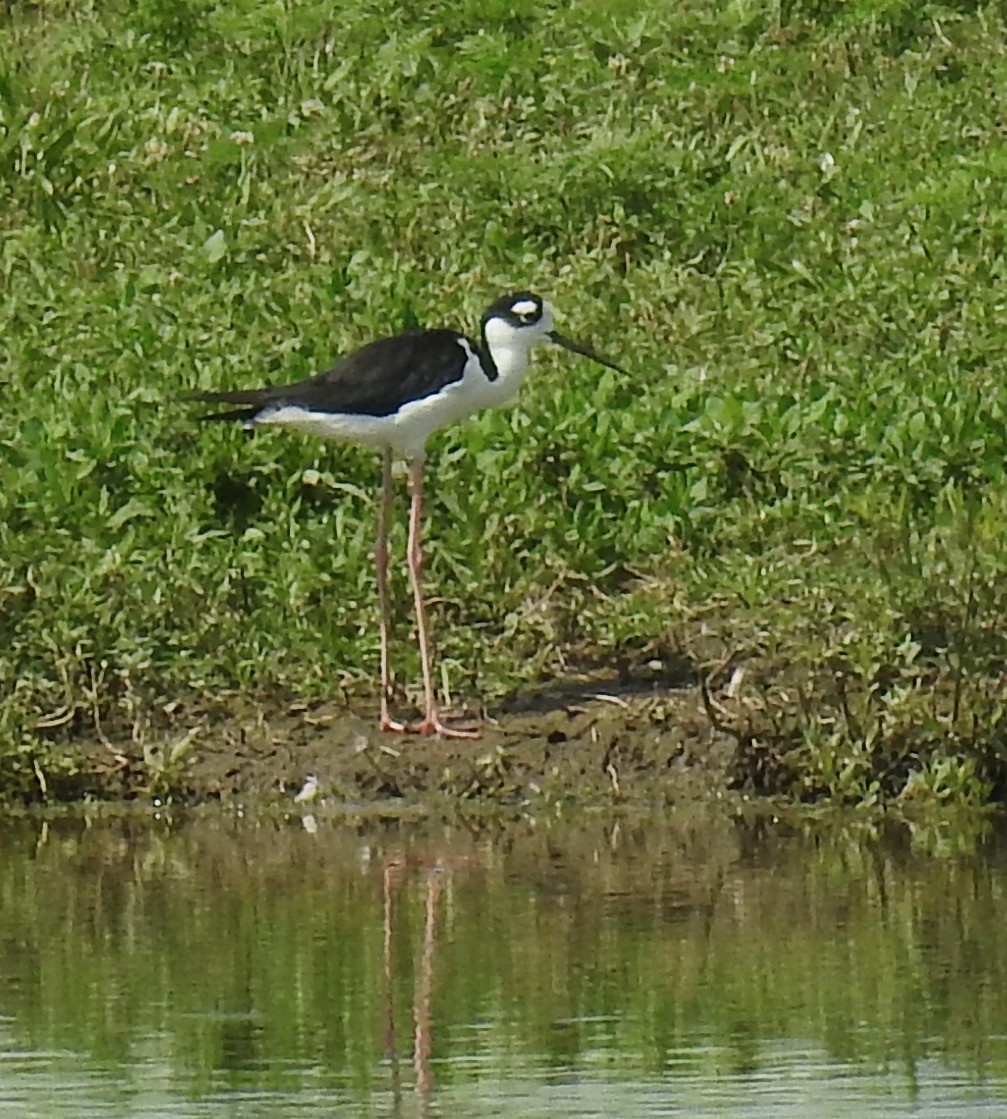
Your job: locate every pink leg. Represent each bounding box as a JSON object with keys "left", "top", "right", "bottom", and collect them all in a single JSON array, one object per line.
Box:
[
  {"left": 376, "top": 448, "right": 406, "bottom": 733},
  {"left": 405, "top": 455, "right": 478, "bottom": 739}
]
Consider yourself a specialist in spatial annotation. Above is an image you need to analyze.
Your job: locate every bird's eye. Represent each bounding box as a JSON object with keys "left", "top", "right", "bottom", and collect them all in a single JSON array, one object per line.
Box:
[{"left": 510, "top": 299, "right": 540, "bottom": 325}]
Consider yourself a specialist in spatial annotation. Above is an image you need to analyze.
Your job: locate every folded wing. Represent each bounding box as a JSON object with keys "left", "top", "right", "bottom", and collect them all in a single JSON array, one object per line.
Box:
[{"left": 189, "top": 329, "right": 476, "bottom": 422}]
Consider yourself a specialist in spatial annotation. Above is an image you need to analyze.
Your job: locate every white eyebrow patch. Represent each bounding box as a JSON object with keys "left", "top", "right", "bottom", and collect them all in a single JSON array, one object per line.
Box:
[{"left": 510, "top": 299, "right": 539, "bottom": 317}]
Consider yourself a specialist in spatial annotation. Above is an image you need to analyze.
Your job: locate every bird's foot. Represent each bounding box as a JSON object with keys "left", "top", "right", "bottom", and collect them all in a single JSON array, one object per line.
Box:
[
  {"left": 379, "top": 706, "right": 480, "bottom": 738},
  {"left": 407, "top": 709, "right": 481, "bottom": 739},
  {"left": 412, "top": 715, "right": 481, "bottom": 739}
]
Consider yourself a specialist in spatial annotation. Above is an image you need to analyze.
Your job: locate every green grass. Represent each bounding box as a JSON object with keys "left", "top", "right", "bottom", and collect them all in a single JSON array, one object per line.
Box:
[{"left": 2, "top": 0, "right": 1007, "bottom": 802}]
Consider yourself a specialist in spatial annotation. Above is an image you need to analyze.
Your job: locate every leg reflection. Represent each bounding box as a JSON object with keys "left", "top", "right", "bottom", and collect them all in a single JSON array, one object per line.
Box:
[
  {"left": 413, "top": 862, "right": 443, "bottom": 1108},
  {"left": 381, "top": 857, "right": 446, "bottom": 1118},
  {"left": 383, "top": 857, "right": 405, "bottom": 1114}
]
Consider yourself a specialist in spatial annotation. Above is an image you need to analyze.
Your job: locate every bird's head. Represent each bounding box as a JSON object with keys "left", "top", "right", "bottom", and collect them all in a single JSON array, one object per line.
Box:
[{"left": 480, "top": 292, "right": 627, "bottom": 374}]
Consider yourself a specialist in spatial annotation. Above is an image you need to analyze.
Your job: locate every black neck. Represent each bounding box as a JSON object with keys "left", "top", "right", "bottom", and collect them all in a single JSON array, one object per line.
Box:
[{"left": 476, "top": 328, "right": 499, "bottom": 382}]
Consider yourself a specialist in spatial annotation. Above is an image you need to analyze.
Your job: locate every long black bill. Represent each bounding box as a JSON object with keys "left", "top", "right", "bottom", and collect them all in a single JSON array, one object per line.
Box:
[{"left": 548, "top": 330, "right": 627, "bottom": 375}]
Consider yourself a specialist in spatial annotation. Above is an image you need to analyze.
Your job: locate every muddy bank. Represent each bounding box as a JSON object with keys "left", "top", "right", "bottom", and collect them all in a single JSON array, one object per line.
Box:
[
  {"left": 80, "top": 675, "right": 742, "bottom": 809},
  {"left": 45, "top": 644, "right": 1007, "bottom": 810}
]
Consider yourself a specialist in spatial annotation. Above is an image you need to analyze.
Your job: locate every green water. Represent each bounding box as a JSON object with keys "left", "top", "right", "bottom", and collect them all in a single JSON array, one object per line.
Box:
[{"left": 1, "top": 812, "right": 1006, "bottom": 1117}]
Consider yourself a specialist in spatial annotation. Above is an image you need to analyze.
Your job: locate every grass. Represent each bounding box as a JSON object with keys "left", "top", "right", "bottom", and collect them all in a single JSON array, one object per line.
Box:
[{"left": 2, "top": 0, "right": 1007, "bottom": 803}]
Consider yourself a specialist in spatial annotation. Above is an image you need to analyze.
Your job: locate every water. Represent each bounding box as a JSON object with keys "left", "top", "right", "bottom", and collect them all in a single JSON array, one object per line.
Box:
[{"left": 1, "top": 812, "right": 1006, "bottom": 1117}]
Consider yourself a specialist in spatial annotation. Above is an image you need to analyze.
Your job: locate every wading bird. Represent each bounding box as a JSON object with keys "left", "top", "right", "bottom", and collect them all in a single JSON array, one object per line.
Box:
[{"left": 189, "top": 293, "right": 626, "bottom": 738}]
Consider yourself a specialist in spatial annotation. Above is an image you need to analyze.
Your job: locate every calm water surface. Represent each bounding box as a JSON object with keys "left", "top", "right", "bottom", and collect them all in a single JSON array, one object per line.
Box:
[{"left": 1, "top": 812, "right": 1006, "bottom": 1118}]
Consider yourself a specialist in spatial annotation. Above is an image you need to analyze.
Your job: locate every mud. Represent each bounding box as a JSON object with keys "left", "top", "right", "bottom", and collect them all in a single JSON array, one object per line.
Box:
[{"left": 84, "top": 675, "right": 741, "bottom": 811}]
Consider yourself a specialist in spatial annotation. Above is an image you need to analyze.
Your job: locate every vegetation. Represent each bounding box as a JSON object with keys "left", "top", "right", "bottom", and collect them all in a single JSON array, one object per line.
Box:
[{"left": 2, "top": 0, "right": 1007, "bottom": 803}]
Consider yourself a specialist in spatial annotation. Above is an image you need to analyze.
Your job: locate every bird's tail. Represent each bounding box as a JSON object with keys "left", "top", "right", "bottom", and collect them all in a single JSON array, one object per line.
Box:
[{"left": 185, "top": 388, "right": 278, "bottom": 424}]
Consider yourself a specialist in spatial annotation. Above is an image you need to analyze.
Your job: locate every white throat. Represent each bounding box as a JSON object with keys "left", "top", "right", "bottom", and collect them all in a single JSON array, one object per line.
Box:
[{"left": 481, "top": 317, "right": 540, "bottom": 404}]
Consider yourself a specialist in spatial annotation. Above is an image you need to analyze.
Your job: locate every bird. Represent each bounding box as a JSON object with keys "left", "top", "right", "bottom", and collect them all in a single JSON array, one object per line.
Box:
[
  {"left": 292, "top": 773, "right": 320, "bottom": 804},
  {"left": 188, "top": 292, "right": 627, "bottom": 738}
]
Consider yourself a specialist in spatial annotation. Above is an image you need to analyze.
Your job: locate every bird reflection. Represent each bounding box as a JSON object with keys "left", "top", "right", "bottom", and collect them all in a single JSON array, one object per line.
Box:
[{"left": 383, "top": 856, "right": 445, "bottom": 1118}]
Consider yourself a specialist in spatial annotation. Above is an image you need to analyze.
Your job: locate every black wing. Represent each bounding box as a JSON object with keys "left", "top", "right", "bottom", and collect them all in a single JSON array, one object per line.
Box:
[{"left": 190, "top": 329, "right": 477, "bottom": 420}]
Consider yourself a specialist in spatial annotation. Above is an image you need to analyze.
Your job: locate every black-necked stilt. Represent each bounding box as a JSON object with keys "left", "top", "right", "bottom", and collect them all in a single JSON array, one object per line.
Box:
[{"left": 189, "top": 292, "right": 626, "bottom": 738}]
